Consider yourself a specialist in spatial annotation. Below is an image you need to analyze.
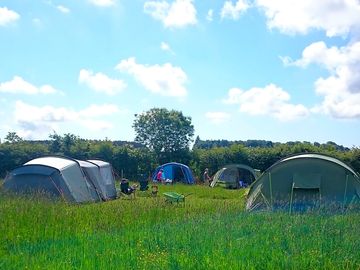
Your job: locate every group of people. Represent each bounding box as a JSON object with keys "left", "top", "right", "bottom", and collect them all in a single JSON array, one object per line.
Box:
[
  {"left": 154, "top": 167, "right": 245, "bottom": 187},
  {"left": 154, "top": 167, "right": 212, "bottom": 185}
]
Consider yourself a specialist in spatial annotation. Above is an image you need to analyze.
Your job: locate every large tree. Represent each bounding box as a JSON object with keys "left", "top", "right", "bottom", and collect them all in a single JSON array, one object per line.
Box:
[{"left": 133, "top": 108, "right": 194, "bottom": 162}]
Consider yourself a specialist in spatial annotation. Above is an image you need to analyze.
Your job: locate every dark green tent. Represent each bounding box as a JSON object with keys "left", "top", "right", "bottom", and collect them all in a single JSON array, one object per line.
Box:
[
  {"left": 246, "top": 153, "right": 360, "bottom": 212},
  {"left": 210, "top": 164, "right": 258, "bottom": 189}
]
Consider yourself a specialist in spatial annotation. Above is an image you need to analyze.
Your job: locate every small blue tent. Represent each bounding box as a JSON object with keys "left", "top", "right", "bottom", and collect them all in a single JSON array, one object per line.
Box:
[{"left": 152, "top": 162, "right": 195, "bottom": 184}]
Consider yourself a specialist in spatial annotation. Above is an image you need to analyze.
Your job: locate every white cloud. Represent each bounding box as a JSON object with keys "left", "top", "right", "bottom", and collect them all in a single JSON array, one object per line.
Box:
[
  {"left": 116, "top": 57, "right": 188, "bottom": 97},
  {"left": 255, "top": 0, "right": 360, "bottom": 37},
  {"left": 32, "top": 18, "right": 43, "bottom": 28},
  {"left": 81, "top": 120, "right": 114, "bottom": 131},
  {"left": 144, "top": 0, "right": 197, "bottom": 28},
  {"left": 88, "top": 0, "right": 115, "bottom": 7},
  {"left": 206, "top": 9, "right": 213, "bottom": 21},
  {"left": 161, "top": 41, "right": 170, "bottom": 51},
  {"left": 223, "top": 84, "right": 309, "bottom": 121},
  {"left": 221, "top": 0, "right": 250, "bottom": 20},
  {"left": 0, "top": 76, "right": 60, "bottom": 95},
  {"left": 79, "top": 104, "right": 120, "bottom": 118},
  {"left": 78, "top": 69, "right": 127, "bottom": 95},
  {"left": 205, "top": 112, "right": 231, "bottom": 124},
  {"left": 57, "top": 5, "right": 70, "bottom": 13},
  {"left": 14, "top": 101, "right": 121, "bottom": 139},
  {"left": 288, "top": 41, "right": 360, "bottom": 119},
  {"left": 0, "top": 7, "right": 20, "bottom": 26},
  {"left": 160, "top": 41, "right": 175, "bottom": 54}
]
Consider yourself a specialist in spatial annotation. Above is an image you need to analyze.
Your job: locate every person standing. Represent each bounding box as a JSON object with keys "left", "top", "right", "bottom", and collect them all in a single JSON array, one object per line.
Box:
[
  {"left": 203, "top": 168, "right": 211, "bottom": 185},
  {"left": 156, "top": 168, "right": 164, "bottom": 183}
]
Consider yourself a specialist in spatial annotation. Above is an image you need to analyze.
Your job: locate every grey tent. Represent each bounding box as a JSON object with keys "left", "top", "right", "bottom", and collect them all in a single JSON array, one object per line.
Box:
[
  {"left": 246, "top": 153, "right": 360, "bottom": 212},
  {"left": 210, "top": 164, "right": 258, "bottom": 189},
  {"left": 87, "top": 159, "right": 117, "bottom": 200},
  {"left": 77, "top": 160, "right": 106, "bottom": 201},
  {"left": 4, "top": 156, "right": 100, "bottom": 203}
]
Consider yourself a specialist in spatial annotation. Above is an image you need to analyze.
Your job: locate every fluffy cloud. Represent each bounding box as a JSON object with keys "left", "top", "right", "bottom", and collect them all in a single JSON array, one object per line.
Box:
[
  {"left": 223, "top": 84, "right": 309, "bottom": 121},
  {"left": 221, "top": 0, "right": 250, "bottom": 20},
  {"left": 116, "top": 57, "right": 188, "bottom": 97},
  {"left": 78, "top": 69, "right": 127, "bottom": 95},
  {"left": 57, "top": 5, "right": 70, "bottom": 14},
  {"left": 0, "top": 76, "right": 60, "bottom": 95},
  {"left": 160, "top": 41, "right": 170, "bottom": 51},
  {"left": 14, "top": 101, "right": 120, "bottom": 139},
  {"left": 255, "top": 0, "right": 360, "bottom": 37},
  {"left": 287, "top": 41, "right": 360, "bottom": 119},
  {"left": 205, "top": 112, "right": 231, "bottom": 124},
  {"left": 0, "top": 7, "right": 20, "bottom": 26},
  {"left": 160, "top": 41, "right": 175, "bottom": 55},
  {"left": 206, "top": 9, "right": 214, "bottom": 21},
  {"left": 144, "top": 0, "right": 197, "bottom": 28},
  {"left": 88, "top": 0, "right": 115, "bottom": 7}
]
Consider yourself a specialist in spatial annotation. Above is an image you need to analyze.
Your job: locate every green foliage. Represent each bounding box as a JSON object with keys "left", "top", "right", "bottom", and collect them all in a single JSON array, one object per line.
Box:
[
  {"left": 4, "top": 131, "right": 23, "bottom": 143},
  {"left": 1, "top": 130, "right": 359, "bottom": 181},
  {"left": 1, "top": 186, "right": 360, "bottom": 269},
  {"left": 133, "top": 108, "right": 194, "bottom": 163},
  {"left": 0, "top": 141, "right": 49, "bottom": 177}
]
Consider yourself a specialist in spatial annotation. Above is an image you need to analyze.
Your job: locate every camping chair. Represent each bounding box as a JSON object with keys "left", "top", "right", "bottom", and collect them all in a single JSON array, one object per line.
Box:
[
  {"left": 120, "top": 179, "right": 136, "bottom": 199},
  {"left": 139, "top": 179, "right": 149, "bottom": 191}
]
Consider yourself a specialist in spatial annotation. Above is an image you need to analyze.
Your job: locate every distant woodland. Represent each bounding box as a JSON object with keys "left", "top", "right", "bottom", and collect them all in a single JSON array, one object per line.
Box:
[{"left": 1, "top": 132, "right": 359, "bottom": 181}]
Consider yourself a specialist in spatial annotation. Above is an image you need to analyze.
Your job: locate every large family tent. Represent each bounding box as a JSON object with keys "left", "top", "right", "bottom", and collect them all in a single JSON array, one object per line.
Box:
[
  {"left": 3, "top": 156, "right": 101, "bottom": 203},
  {"left": 152, "top": 162, "right": 195, "bottom": 184},
  {"left": 77, "top": 160, "right": 108, "bottom": 201},
  {"left": 210, "top": 164, "right": 258, "bottom": 189},
  {"left": 87, "top": 159, "right": 117, "bottom": 199},
  {"left": 246, "top": 153, "right": 360, "bottom": 212}
]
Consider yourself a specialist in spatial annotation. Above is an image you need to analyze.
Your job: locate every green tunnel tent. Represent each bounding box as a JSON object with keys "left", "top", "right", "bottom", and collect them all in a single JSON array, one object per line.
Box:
[
  {"left": 210, "top": 164, "right": 258, "bottom": 189},
  {"left": 87, "top": 159, "right": 117, "bottom": 200},
  {"left": 246, "top": 153, "right": 360, "bottom": 212},
  {"left": 4, "top": 156, "right": 101, "bottom": 203}
]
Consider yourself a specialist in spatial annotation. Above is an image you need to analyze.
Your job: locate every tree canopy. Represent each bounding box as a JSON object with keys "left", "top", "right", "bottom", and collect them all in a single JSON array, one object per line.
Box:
[{"left": 133, "top": 108, "right": 194, "bottom": 160}]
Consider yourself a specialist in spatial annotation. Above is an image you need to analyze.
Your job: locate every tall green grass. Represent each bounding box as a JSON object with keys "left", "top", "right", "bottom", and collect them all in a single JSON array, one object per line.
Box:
[{"left": 1, "top": 184, "right": 360, "bottom": 269}]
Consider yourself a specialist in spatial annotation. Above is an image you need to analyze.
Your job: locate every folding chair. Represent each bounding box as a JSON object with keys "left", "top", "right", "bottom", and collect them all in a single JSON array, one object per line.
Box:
[{"left": 120, "top": 180, "right": 136, "bottom": 199}]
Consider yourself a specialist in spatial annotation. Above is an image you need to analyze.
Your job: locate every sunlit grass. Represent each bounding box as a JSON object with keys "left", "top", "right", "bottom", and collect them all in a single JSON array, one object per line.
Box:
[{"left": 1, "top": 183, "right": 360, "bottom": 269}]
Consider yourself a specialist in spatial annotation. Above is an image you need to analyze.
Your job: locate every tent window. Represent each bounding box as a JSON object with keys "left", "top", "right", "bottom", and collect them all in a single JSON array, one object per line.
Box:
[{"left": 292, "top": 173, "right": 321, "bottom": 189}]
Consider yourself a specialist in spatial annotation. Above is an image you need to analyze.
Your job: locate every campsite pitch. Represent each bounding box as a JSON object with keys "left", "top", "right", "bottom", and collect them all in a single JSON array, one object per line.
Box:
[{"left": 1, "top": 183, "right": 360, "bottom": 269}]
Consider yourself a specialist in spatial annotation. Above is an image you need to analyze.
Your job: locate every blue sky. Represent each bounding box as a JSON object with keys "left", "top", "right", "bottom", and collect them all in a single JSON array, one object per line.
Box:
[{"left": 1, "top": 0, "right": 360, "bottom": 147}]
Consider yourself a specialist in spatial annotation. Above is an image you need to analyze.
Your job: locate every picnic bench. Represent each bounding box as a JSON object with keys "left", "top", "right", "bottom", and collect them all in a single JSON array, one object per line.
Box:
[{"left": 163, "top": 192, "right": 191, "bottom": 205}]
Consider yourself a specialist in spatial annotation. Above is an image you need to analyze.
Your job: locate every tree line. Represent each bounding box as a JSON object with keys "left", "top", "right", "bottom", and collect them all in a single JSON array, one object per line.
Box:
[
  {"left": 0, "top": 107, "right": 359, "bottom": 181},
  {"left": 1, "top": 132, "right": 359, "bottom": 181}
]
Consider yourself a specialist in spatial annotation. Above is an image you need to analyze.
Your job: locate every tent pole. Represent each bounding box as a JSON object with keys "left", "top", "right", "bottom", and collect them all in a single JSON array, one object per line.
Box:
[
  {"left": 269, "top": 172, "right": 273, "bottom": 210},
  {"left": 343, "top": 175, "right": 349, "bottom": 212},
  {"left": 289, "top": 182, "right": 295, "bottom": 214}
]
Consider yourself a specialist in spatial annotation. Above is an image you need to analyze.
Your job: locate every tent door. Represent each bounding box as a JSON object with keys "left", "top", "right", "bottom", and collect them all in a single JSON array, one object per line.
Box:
[
  {"left": 173, "top": 166, "right": 186, "bottom": 183},
  {"left": 291, "top": 187, "right": 320, "bottom": 211},
  {"left": 290, "top": 173, "right": 321, "bottom": 212}
]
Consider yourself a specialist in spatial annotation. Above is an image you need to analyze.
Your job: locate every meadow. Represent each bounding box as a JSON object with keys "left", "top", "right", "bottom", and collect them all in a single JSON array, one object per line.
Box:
[{"left": 1, "top": 183, "right": 360, "bottom": 270}]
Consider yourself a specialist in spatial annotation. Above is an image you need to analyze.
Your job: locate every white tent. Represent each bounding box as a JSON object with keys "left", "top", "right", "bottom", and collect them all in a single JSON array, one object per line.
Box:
[
  {"left": 4, "top": 156, "right": 100, "bottom": 203},
  {"left": 87, "top": 159, "right": 117, "bottom": 200}
]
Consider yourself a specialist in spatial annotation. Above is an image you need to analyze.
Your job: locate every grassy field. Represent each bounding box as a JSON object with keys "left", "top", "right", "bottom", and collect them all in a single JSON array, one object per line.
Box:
[{"left": 1, "top": 183, "right": 360, "bottom": 270}]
